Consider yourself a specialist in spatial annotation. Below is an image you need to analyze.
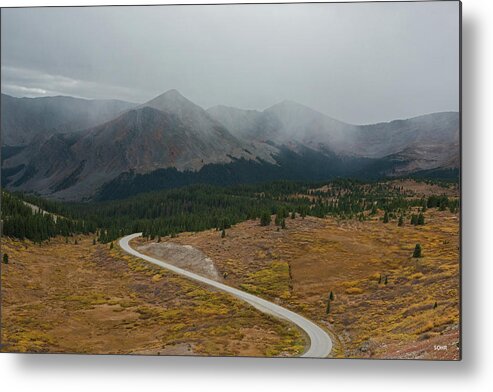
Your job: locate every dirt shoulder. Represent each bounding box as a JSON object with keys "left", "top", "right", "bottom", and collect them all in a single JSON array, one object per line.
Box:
[{"left": 135, "top": 241, "right": 221, "bottom": 280}]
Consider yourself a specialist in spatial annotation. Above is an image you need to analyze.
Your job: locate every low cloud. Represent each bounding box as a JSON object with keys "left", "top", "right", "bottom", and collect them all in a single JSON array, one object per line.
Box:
[
  {"left": 1, "top": 3, "right": 459, "bottom": 122},
  {"left": 1, "top": 65, "right": 141, "bottom": 103}
]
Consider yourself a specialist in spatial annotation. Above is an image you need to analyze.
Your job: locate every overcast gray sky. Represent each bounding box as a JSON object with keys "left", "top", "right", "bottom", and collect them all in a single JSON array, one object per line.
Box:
[{"left": 1, "top": 1, "right": 459, "bottom": 124}]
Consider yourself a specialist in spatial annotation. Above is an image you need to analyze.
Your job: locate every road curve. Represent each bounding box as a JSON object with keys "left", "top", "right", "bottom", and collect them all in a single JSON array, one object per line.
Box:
[{"left": 119, "top": 233, "right": 332, "bottom": 358}]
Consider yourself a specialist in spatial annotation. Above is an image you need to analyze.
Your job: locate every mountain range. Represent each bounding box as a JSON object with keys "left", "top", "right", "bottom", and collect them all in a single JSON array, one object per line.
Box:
[
  {"left": 1, "top": 93, "right": 136, "bottom": 146},
  {"left": 1, "top": 90, "right": 460, "bottom": 201}
]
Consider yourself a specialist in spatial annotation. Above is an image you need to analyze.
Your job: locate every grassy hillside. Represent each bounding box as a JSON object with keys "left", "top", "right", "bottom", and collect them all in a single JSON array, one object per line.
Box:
[
  {"left": 1, "top": 178, "right": 460, "bottom": 358},
  {"left": 133, "top": 179, "right": 460, "bottom": 359},
  {"left": 1, "top": 235, "right": 303, "bottom": 356}
]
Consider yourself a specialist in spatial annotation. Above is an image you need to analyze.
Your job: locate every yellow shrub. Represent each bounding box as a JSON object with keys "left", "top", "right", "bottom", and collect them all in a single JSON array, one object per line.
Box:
[
  {"left": 345, "top": 287, "right": 364, "bottom": 295},
  {"left": 410, "top": 272, "right": 424, "bottom": 280},
  {"left": 416, "top": 320, "right": 434, "bottom": 334},
  {"left": 369, "top": 273, "right": 381, "bottom": 281}
]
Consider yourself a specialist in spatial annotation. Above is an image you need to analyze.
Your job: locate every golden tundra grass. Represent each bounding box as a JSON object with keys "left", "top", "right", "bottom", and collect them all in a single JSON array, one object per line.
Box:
[
  {"left": 149, "top": 182, "right": 460, "bottom": 359},
  {"left": 1, "top": 236, "right": 304, "bottom": 356}
]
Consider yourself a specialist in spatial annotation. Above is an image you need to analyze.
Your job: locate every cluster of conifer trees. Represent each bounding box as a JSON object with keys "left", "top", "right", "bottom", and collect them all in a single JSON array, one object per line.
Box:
[
  {"left": 1, "top": 191, "right": 94, "bottom": 242},
  {"left": 2, "top": 179, "right": 459, "bottom": 244}
]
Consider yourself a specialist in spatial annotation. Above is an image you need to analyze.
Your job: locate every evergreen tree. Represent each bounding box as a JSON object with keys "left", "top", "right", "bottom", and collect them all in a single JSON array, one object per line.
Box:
[
  {"left": 281, "top": 219, "right": 286, "bottom": 229},
  {"left": 384, "top": 275, "right": 388, "bottom": 285},
  {"left": 109, "top": 242, "right": 114, "bottom": 250},
  {"left": 413, "top": 243, "right": 422, "bottom": 258},
  {"left": 383, "top": 211, "right": 389, "bottom": 223},
  {"left": 417, "top": 213, "right": 425, "bottom": 225},
  {"left": 275, "top": 214, "right": 282, "bottom": 226},
  {"left": 260, "top": 212, "right": 271, "bottom": 226},
  {"left": 221, "top": 229, "right": 226, "bottom": 238},
  {"left": 398, "top": 214, "right": 404, "bottom": 226},
  {"left": 329, "top": 291, "right": 334, "bottom": 301},
  {"left": 326, "top": 300, "right": 331, "bottom": 315},
  {"left": 433, "top": 301, "right": 438, "bottom": 309},
  {"left": 378, "top": 274, "right": 382, "bottom": 284},
  {"left": 1, "top": 180, "right": 460, "bottom": 247},
  {"left": 2, "top": 253, "right": 8, "bottom": 264}
]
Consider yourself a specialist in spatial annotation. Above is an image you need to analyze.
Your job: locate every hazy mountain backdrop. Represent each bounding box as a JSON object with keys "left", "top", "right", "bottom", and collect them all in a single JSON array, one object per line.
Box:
[
  {"left": 1, "top": 90, "right": 460, "bottom": 201},
  {"left": 1, "top": 94, "right": 136, "bottom": 146}
]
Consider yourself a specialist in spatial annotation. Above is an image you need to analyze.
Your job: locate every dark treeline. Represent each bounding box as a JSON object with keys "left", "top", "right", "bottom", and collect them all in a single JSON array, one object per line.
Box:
[
  {"left": 23, "top": 182, "right": 315, "bottom": 242},
  {"left": 2, "top": 179, "right": 459, "bottom": 244},
  {"left": 96, "top": 148, "right": 391, "bottom": 201},
  {"left": 1, "top": 191, "right": 94, "bottom": 243}
]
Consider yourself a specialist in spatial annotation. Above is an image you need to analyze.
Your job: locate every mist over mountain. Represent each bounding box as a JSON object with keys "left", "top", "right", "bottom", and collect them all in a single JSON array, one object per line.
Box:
[
  {"left": 208, "top": 102, "right": 459, "bottom": 161},
  {"left": 1, "top": 94, "right": 136, "bottom": 146},
  {"left": 1, "top": 90, "right": 459, "bottom": 201},
  {"left": 349, "top": 112, "right": 460, "bottom": 157},
  {"left": 206, "top": 105, "right": 283, "bottom": 142},
  {"left": 2, "top": 91, "right": 277, "bottom": 199}
]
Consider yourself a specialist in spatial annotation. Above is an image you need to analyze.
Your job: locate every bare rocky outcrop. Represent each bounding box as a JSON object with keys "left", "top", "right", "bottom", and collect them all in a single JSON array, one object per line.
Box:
[{"left": 136, "top": 241, "right": 221, "bottom": 280}]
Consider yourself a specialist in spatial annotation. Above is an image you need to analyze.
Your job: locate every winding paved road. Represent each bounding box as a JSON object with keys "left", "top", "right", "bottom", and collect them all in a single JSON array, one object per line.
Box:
[{"left": 119, "top": 233, "right": 332, "bottom": 358}]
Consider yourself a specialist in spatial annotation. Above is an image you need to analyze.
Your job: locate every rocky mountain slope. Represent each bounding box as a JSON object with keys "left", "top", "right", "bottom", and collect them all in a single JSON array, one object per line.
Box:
[
  {"left": 208, "top": 102, "right": 459, "bottom": 163},
  {"left": 1, "top": 93, "right": 136, "bottom": 146},
  {"left": 1, "top": 90, "right": 459, "bottom": 201},
  {"left": 2, "top": 91, "right": 278, "bottom": 200}
]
